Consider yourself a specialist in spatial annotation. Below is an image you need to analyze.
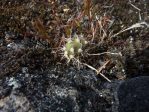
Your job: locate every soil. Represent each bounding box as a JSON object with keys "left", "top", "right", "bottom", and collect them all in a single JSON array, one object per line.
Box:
[{"left": 0, "top": 0, "right": 149, "bottom": 112}]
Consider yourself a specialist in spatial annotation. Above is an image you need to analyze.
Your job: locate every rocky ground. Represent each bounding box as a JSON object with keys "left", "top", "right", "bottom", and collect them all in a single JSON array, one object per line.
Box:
[{"left": 0, "top": 0, "right": 149, "bottom": 112}]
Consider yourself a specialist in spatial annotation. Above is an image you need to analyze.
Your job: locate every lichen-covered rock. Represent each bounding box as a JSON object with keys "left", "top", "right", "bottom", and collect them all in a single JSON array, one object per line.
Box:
[
  {"left": 0, "top": 77, "right": 33, "bottom": 112},
  {"left": 0, "top": 67, "right": 112, "bottom": 112}
]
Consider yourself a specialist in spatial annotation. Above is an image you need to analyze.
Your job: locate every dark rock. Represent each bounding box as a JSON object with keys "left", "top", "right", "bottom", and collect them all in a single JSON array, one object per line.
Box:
[
  {"left": 21, "top": 67, "right": 109, "bottom": 112},
  {"left": 117, "top": 76, "right": 149, "bottom": 112},
  {"left": 0, "top": 67, "right": 112, "bottom": 112}
]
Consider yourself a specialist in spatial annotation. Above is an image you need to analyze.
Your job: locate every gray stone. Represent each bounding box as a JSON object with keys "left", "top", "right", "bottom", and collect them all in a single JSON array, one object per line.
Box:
[{"left": 117, "top": 76, "right": 149, "bottom": 112}]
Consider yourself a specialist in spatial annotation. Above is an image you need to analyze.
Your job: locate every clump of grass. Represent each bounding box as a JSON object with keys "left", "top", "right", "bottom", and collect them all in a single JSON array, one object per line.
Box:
[{"left": 2, "top": 0, "right": 148, "bottom": 81}]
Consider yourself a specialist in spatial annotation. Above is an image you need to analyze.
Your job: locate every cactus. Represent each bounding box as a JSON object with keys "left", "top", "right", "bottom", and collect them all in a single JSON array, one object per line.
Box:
[{"left": 63, "top": 34, "right": 87, "bottom": 62}]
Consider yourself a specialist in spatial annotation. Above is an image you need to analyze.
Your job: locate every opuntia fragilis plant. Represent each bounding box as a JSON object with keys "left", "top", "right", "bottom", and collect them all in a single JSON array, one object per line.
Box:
[{"left": 63, "top": 34, "right": 87, "bottom": 62}]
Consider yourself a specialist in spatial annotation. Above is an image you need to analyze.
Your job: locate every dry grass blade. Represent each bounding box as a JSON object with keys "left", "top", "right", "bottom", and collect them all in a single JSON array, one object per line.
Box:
[
  {"left": 110, "top": 22, "right": 149, "bottom": 38},
  {"left": 83, "top": 0, "right": 91, "bottom": 18},
  {"left": 87, "top": 52, "right": 122, "bottom": 56},
  {"left": 73, "top": 58, "right": 111, "bottom": 82},
  {"left": 82, "top": 62, "right": 111, "bottom": 82},
  {"left": 95, "top": 15, "right": 107, "bottom": 42},
  {"left": 32, "top": 18, "right": 51, "bottom": 43},
  {"left": 97, "top": 60, "right": 110, "bottom": 74}
]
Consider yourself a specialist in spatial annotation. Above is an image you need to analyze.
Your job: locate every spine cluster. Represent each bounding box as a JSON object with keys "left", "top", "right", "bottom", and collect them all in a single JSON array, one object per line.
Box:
[{"left": 63, "top": 34, "right": 87, "bottom": 61}]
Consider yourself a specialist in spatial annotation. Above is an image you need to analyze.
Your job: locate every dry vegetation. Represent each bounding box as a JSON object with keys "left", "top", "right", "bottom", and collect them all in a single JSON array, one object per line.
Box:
[{"left": 0, "top": 0, "right": 149, "bottom": 80}]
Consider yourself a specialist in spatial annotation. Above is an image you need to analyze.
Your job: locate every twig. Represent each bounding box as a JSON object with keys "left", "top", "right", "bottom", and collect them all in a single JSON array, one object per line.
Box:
[{"left": 82, "top": 62, "right": 111, "bottom": 82}]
